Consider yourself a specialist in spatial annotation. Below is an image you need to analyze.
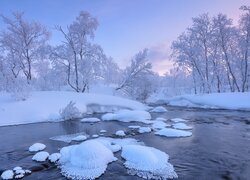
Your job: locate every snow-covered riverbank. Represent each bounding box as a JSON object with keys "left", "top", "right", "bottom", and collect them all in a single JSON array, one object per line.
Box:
[{"left": 0, "top": 91, "right": 147, "bottom": 127}]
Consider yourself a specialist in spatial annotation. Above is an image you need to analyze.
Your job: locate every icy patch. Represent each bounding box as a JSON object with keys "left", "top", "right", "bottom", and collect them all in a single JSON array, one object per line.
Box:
[
  {"left": 81, "top": 117, "right": 100, "bottom": 123},
  {"left": 150, "top": 106, "right": 168, "bottom": 113},
  {"left": 72, "top": 135, "right": 87, "bottom": 142},
  {"left": 115, "top": 130, "right": 126, "bottom": 137},
  {"left": 50, "top": 132, "right": 88, "bottom": 143},
  {"left": 173, "top": 123, "right": 192, "bottom": 130},
  {"left": 1, "top": 170, "right": 14, "bottom": 180},
  {"left": 59, "top": 140, "right": 116, "bottom": 180},
  {"left": 28, "top": 143, "right": 46, "bottom": 152},
  {"left": 138, "top": 127, "right": 152, "bottom": 134},
  {"left": 170, "top": 118, "right": 187, "bottom": 122},
  {"left": 128, "top": 125, "right": 141, "bottom": 129},
  {"left": 121, "top": 145, "right": 178, "bottom": 179},
  {"left": 155, "top": 128, "right": 192, "bottom": 137},
  {"left": 32, "top": 151, "right": 49, "bottom": 162},
  {"left": 102, "top": 109, "right": 151, "bottom": 123},
  {"left": 49, "top": 153, "right": 61, "bottom": 163}
]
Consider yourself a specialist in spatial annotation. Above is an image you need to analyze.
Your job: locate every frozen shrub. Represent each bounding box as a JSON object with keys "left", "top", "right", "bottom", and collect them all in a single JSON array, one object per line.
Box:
[
  {"left": 60, "top": 101, "right": 81, "bottom": 120},
  {"left": 8, "top": 77, "right": 31, "bottom": 101}
]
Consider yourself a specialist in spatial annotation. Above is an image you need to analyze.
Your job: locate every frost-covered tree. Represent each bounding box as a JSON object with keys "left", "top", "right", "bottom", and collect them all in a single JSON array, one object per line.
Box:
[{"left": 0, "top": 12, "right": 50, "bottom": 82}]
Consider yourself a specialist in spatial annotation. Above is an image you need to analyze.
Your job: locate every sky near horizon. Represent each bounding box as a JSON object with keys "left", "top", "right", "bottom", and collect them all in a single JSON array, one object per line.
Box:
[{"left": 0, "top": 0, "right": 249, "bottom": 75}]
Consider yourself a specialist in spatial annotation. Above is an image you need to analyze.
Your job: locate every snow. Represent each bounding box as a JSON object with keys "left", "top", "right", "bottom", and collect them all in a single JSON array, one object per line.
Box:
[
  {"left": 155, "top": 117, "right": 167, "bottom": 121},
  {"left": 1, "top": 170, "right": 14, "bottom": 180},
  {"left": 100, "top": 129, "right": 107, "bottom": 133},
  {"left": 81, "top": 117, "right": 100, "bottom": 123},
  {"left": 166, "top": 92, "right": 250, "bottom": 111},
  {"left": 128, "top": 125, "right": 141, "bottom": 129},
  {"left": 32, "top": 151, "right": 50, "bottom": 162},
  {"left": 13, "top": 167, "right": 22, "bottom": 171},
  {"left": 115, "top": 130, "right": 126, "bottom": 136},
  {"left": 92, "top": 134, "right": 99, "bottom": 138},
  {"left": 59, "top": 140, "right": 116, "bottom": 180},
  {"left": 152, "top": 121, "right": 170, "bottom": 130},
  {"left": 102, "top": 109, "right": 151, "bottom": 123},
  {"left": 155, "top": 128, "right": 192, "bottom": 137},
  {"left": 150, "top": 106, "right": 168, "bottom": 113},
  {"left": 170, "top": 118, "right": 187, "bottom": 122},
  {"left": 72, "top": 135, "right": 87, "bottom": 142},
  {"left": 121, "top": 145, "right": 178, "bottom": 179},
  {"left": 28, "top": 143, "right": 46, "bottom": 152},
  {"left": 0, "top": 91, "right": 147, "bottom": 126},
  {"left": 138, "top": 127, "right": 152, "bottom": 134},
  {"left": 50, "top": 132, "right": 88, "bottom": 143},
  {"left": 49, "top": 153, "right": 61, "bottom": 163},
  {"left": 173, "top": 123, "right": 192, "bottom": 130}
]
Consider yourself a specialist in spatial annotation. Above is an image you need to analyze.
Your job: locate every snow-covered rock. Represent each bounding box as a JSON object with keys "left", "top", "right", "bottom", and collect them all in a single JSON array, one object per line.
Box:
[
  {"left": 13, "top": 167, "right": 22, "bottom": 172},
  {"left": 14, "top": 174, "right": 24, "bottom": 179},
  {"left": 100, "top": 130, "right": 107, "bottom": 133},
  {"left": 92, "top": 134, "right": 99, "bottom": 138},
  {"left": 1, "top": 170, "right": 14, "bottom": 180},
  {"left": 121, "top": 145, "right": 178, "bottom": 179},
  {"left": 59, "top": 140, "right": 117, "bottom": 180},
  {"left": 155, "top": 128, "right": 192, "bottom": 137},
  {"left": 15, "top": 169, "right": 25, "bottom": 175},
  {"left": 173, "top": 123, "right": 192, "bottom": 130},
  {"left": 102, "top": 109, "right": 151, "bottom": 123},
  {"left": 170, "top": 118, "right": 187, "bottom": 122},
  {"left": 72, "top": 135, "right": 87, "bottom": 142},
  {"left": 81, "top": 117, "right": 100, "bottom": 123},
  {"left": 138, "top": 127, "right": 151, "bottom": 133},
  {"left": 115, "top": 130, "right": 126, "bottom": 136},
  {"left": 155, "top": 117, "right": 167, "bottom": 121},
  {"left": 49, "top": 153, "right": 61, "bottom": 163},
  {"left": 32, "top": 151, "right": 50, "bottom": 162},
  {"left": 152, "top": 121, "right": 169, "bottom": 130},
  {"left": 28, "top": 143, "right": 46, "bottom": 152},
  {"left": 150, "top": 106, "right": 168, "bottom": 113}
]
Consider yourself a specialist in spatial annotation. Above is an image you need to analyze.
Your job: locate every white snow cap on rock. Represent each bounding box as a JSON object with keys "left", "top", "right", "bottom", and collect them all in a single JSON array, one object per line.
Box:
[
  {"left": 173, "top": 123, "right": 192, "bottom": 130},
  {"left": 32, "top": 151, "right": 49, "bottom": 162},
  {"left": 155, "top": 128, "right": 192, "bottom": 137},
  {"left": 170, "top": 118, "right": 187, "bottom": 122},
  {"left": 1, "top": 170, "right": 14, "bottom": 180},
  {"left": 72, "top": 135, "right": 87, "bottom": 142},
  {"left": 121, "top": 145, "right": 178, "bottom": 179},
  {"left": 150, "top": 106, "right": 168, "bottom": 113},
  {"left": 155, "top": 117, "right": 167, "bottom": 121},
  {"left": 49, "top": 153, "right": 61, "bottom": 163},
  {"left": 152, "top": 121, "right": 170, "bottom": 130},
  {"left": 81, "top": 117, "right": 100, "bottom": 123},
  {"left": 138, "top": 127, "right": 152, "bottom": 133},
  {"left": 102, "top": 109, "right": 151, "bottom": 123},
  {"left": 100, "top": 130, "right": 107, "bottom": 133},
  {"left": 115, "top": 130, "right": 126, "bottom": 136},
  {"left": 29, "top": 143, "right": 46, "bottom": 152},
  {"left": 59, "top": 140, "right": 117, "bottom": 180}
]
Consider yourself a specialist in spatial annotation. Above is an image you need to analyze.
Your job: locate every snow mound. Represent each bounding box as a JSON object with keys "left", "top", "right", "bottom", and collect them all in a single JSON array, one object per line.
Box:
[
  {"left": 28, "top": 143, "right": 46, "bottom": 152},
  {"left": 152, "top": 121, "right": 170, "bottom": 130},
  {"left": 81, "top": 117, "right": 100, "bottom": 123},
  {"left": 155, "top": 128, "right": 192, "bottom": 137},
  {"left": 72, "top": 135, "right": 87, "bottom": 142},
  {"left": 49, "top": 153, "right": 61, "bottom": 163},
  {"left": 170, "top": 118, "right": 187, "bottom": 122},
  {"left": 102, "top": 109, "right": 151, "bottom": 123},
  {"left": 115, "top": 130, "right": 126, "bottom": 136},
  {"left": 59, "top": 140, "right": 116, "bottom": 180},
  {"left": 32, "top": 151, "right": 49, "bottom": 162},
  {"left": 138, "top": 127, "right": 152, "bottom": 133},
  {"left": 1, "top": 170, "right": 14, "bottom": 180},
  {"left": 121, "top": 145, "right": 178, "bottom": 179},
  {"left": 155, "top": 117, "right": 167, "bottom": 121},
  {"left": 150, "top": 106, "right": 168, "bottom": 113},
  {"left": 173, "top": 123, "right": 192, "bottom": 130},
  {"left": 128, "top": 125, "right": 141, "bottom": 129}
]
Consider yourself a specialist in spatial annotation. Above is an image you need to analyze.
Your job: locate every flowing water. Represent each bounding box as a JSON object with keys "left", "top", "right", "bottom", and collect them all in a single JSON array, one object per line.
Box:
[{"left": 0, "top": 106, "right": 249, "bottom": 180}]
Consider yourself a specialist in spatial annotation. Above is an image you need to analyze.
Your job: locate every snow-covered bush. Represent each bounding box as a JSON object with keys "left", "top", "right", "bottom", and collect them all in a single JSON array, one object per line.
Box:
[{"left": 60, "top": 101, "right": 81, "bottom": 120}]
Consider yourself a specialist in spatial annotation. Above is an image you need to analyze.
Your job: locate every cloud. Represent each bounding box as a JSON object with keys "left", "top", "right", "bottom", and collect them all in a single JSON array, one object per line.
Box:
[{"left": 147, "top": 41, "right": 173, "bottom": 76}]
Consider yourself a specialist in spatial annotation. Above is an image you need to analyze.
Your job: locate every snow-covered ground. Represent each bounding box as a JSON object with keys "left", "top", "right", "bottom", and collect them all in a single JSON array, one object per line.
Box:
[
  {"left": 0, "top": 91, "right": 147, "bottom": 126},
  {"left": 151, "top": 92, "right": 250, "bottom": 111}
]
